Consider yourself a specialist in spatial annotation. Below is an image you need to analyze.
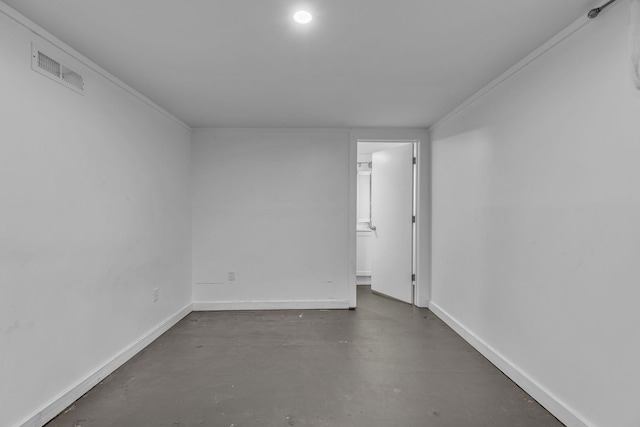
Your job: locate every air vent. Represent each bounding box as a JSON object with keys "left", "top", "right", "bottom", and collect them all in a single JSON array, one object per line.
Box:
[
  {"left": 61, "top": 66, "right": 84, "bottom": 91},
  {"left": 37, "top": 51, "right": 60, "bottom": 77},
  {"left": 32, "top": 44, "right": 84, "bottom": 94}
]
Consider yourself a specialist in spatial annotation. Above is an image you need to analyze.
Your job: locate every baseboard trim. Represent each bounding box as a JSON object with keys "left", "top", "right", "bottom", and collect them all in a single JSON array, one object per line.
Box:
[
  {"left": 428, "top": 302, "right": 594, "bottom": 427},
  {"left": 17, "top": 303, "right": 193, "bottom": 427},
  {"left": 193, "top": 300, "right": 350, "bottom": 311}
]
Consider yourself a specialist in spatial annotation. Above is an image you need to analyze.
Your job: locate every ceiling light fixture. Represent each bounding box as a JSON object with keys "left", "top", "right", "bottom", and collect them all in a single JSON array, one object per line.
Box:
[{"left": 293, "top": 11, "right": 312, "bottom": 24}]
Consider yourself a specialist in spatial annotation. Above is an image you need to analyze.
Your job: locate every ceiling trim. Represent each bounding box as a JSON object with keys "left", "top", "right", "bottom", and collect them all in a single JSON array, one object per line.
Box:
[
  {"left": 193, "top": 127, "right": 355, "bottom": 133},
  {"left": 428, "top": 5, "right": 607, "bottom": 133},
  {"left": 193, "top": 127, "right": 429, "bottom": 133},
  {"left": 0, "top": 1, "right": 192, "bottom": 132}
]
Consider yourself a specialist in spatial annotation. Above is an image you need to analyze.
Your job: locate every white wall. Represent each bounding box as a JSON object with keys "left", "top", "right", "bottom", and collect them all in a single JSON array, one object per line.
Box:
[
  {"left": 356, "top": 231, "right": 373, "bottom": 276},
  {"left": 0, "top": 7, "right": 192, "bottom": 427},
  {"left": 192, "top": 128, "right": 429, "bottom": 309},
  {"left": 430, "top": 4, "right": 640, "bottom": 427},
  {"left": 356, "top": 153, "right": 373, "bottom": 277},
  {"left": 191, "top": 129, "right": 351, "bottom": 309}
]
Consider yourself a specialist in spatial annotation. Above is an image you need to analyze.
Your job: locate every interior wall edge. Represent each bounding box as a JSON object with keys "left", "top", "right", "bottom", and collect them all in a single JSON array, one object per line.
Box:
[
  {"left": 14, "top": 304, "right": 193, "bottom": 427},
  {"left": 0, "top": 1, "right": 191, "bottom": 132},
  {"left": 428, "top": 301, "right": 593, "bottom": 427},
  {"left": 414, "top": 132, "right": 431, "bottom": 308},
  {"left": 348, "top": 133, "right": 358, "bottom": 308}
]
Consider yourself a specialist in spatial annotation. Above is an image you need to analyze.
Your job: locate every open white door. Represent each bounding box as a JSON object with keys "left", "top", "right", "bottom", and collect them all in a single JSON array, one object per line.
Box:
[{"left": 370, "top": 144, "right": 414, "bottom": 304}]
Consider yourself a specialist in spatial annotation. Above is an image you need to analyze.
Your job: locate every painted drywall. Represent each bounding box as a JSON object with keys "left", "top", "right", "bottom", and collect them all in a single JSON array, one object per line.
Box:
[
  {"left": 192, "top": 129, "right": 351, "bottom": 308},
  {"left": 356, "top": 153, "right": 373, "bottom": 276},
  {"left": 356, "top": 231, "right": 373, "bottom": 276},
  {"left": 0, "top": 8, "right": 192, "bottom": 427},
  {"left": 430, "top": 3, "right": 640, "bottom": 427}
]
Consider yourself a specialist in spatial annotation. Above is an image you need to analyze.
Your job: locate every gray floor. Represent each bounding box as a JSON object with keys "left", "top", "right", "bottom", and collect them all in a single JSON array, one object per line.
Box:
[{"left": 46, "top": 286, "right": 563, "bottom": 427}]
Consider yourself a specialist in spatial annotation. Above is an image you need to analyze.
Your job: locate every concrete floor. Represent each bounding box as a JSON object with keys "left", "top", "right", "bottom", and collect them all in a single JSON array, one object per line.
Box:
[{"left": 46, "top": 286, "right": 563, "bottom": 427}]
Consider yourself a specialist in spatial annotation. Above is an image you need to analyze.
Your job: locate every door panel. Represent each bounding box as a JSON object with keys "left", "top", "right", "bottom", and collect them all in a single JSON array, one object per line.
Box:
[{"left": 371, "top": 144, "right": 413, "bottom": 303}]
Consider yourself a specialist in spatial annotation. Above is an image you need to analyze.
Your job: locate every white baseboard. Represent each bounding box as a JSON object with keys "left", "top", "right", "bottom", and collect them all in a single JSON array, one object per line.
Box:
[
  {"left": 193, "top": 300, "right": 350, "bottom": 311},
  {"left": 428, "top": 302, "right": 594, "bottom": 427},
  {"left": 17, "top": 304, "right": 193, "bottom": 427}
]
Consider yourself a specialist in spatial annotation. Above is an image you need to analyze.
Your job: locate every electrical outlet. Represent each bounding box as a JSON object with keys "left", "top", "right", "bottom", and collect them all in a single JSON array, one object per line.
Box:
[
  {"left": 153, "top": 288, "right": 159, "bottom": 303},
  {"left": 227, "top": 271, "right": 235, "bottom": 282}
]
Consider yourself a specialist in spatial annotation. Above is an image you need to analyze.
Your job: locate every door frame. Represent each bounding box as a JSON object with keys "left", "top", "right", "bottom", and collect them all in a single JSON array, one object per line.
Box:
[{"left": 347, "top": 129, "right": 431, "bottom": 309}]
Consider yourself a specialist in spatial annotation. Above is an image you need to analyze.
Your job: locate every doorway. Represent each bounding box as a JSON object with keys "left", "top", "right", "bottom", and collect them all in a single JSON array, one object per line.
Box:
[{"left": 356, "top": 141, "right": 417, "bottom": 304}]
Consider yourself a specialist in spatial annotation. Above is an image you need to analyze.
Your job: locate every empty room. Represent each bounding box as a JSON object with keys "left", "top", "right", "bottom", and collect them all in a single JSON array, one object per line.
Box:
[{"left": 1, "top": 0, "right": 639, "bottom": 426}]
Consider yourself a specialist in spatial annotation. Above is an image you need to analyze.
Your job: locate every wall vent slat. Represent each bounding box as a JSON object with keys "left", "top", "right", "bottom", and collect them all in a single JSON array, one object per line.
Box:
[{"left": 32, "top": 43, "right": 84, "bottom": 94}]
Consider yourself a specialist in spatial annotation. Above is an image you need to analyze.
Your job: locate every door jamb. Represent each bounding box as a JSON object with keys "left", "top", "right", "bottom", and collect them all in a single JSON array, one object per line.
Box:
[{"left": 348, "top": 132, "right": 430, "bottom": 309}]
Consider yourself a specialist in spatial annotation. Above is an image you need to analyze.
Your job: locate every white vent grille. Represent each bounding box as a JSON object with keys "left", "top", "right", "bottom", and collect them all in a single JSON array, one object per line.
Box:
[
  {"left": 32, "top": 44, "right": 84, "bottom": 94},
  {"left": 37, "top": 52, "right": 60, "bottom": 77},
  {"left": 61, "top": 66, "right": 83, "bottom": 91}
]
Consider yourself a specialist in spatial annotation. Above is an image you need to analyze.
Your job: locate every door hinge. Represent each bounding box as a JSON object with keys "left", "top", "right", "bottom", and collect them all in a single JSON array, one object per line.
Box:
[
  {"left": 412, "top": 215, "right": 416, "bottom": 223},
  {"left": 412, "top": 273, "right": 416, "bottom": 282},
  {"left": 413, "top": 157, "right": 417, "bottom": 165}
]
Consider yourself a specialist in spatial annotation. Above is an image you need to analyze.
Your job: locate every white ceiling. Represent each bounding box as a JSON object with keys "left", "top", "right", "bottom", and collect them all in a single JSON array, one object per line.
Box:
[{"left": 3, "top": 0, "right": 600, "bottom": 128}]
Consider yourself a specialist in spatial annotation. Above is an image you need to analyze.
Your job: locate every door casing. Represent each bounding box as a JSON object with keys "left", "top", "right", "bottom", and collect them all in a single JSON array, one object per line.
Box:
[{"left": 347, "top": 129, "right": 431, "bottom": 309}]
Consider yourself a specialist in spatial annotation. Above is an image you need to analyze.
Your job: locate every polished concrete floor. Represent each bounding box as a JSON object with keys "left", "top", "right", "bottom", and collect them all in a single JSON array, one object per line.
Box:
[{"left": 46, "top": 286, "right": 563, "bottom": 427}]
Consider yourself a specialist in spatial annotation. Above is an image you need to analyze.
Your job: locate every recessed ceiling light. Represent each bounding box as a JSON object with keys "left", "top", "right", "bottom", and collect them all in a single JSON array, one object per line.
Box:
[{"left": 293, "top": 11, "right": 312, "bottom": 24}]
